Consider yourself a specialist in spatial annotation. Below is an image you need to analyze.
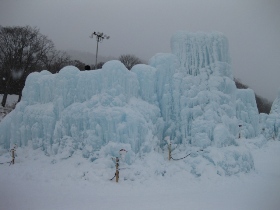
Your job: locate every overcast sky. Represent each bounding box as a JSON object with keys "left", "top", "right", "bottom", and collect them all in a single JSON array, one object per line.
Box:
[{"left": 1, "top": 0, "right": 280, "bottom": 101}]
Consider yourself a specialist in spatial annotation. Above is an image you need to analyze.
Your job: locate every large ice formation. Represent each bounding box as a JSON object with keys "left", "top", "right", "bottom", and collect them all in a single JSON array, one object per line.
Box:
[
  {"left": 171, "top": 32, "right": 230, "bottom": 76},
  {"left": 260, "top": 89, "right": 280, "bottom": 140},
  {"left": 0, "top": 32, "right": 259, "bottom": 175},
  {"left": 0, "top": 63, "right": 164, "bottom": 155},
  {"left": 236, "top": 89, "right": 259, "bottom": 138}
]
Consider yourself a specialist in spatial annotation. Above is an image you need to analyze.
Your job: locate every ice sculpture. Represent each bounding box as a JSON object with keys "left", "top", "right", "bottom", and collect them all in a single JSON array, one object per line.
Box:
[
  {"left": 0, "top": 31, "right": 259, "bottom": 175},
  {"left": 151, "top": 32, "right": 239, "bottom": 147},
  {"left": 171, "top": 31, "right": 230, "bottom": 76},
  {"left": 261, "top": 89, "right": 280, "bottom": 140},
  {"left": 235, "top": 89, "right": 260, "bottom": 138},
  {"left": 270, "top": 89, "right": 280, "bottom": 115},
  {"left": 0, "top": 62, "right": 164, "bottom": 155}
]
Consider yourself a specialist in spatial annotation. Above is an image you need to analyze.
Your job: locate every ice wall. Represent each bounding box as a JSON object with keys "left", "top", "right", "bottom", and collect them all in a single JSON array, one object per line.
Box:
[
  {"left": 0, "top": 32, "right": 260, "bottom": 150},
  {"left": 0, "top": 31, "right": 258, "bottom": 175},
  {"left": 0, "top": 62, "right": 164, "bottom": 155}
]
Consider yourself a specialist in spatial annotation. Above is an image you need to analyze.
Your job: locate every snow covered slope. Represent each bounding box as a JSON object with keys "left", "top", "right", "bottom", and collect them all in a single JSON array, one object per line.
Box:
[{"left": 0, "top": 32, "right": 261, "bottom": 175}]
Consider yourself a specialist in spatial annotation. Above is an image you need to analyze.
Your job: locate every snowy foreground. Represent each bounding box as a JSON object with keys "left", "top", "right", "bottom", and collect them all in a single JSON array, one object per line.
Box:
[{"left": 0, "top": 138, "right": 280, "bottom": 210}]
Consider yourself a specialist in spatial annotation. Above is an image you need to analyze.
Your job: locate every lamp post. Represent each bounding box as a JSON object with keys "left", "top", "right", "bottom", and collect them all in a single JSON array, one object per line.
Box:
[{"left": 90, "top": 32, "right": 110, "bottom": 69}]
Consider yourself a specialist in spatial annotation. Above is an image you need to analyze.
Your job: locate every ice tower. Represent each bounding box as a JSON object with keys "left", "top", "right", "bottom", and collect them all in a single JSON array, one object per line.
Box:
[
  {"left": 150, "top": 32, "right": 239, "bottom": 147},
  {"left": 171, "top": 32, "right": 231, "bottom": 75}
]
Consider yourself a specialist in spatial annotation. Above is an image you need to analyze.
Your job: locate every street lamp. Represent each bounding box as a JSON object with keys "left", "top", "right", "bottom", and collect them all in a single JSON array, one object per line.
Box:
[{"left": 90, "top": 31, "right": 110, "bottom": 69}]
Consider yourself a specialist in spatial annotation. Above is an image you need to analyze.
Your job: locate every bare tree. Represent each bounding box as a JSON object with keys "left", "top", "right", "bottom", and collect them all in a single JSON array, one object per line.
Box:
[
  {"left": 94, "top": 62, "right": 105, "bottom": 70},
  {"left": 42, "top": 50, "right": 72, "bottom": 73},
  {"left": 234, "top": 78, "right": 272, "bottom": 114},
  {"left": 0, "top": 26, "right": 80, "bottom": 106},
  {"left": 118, "top": 54, "right": 142, "bottom": 70},
  {"left": 69, "top": 59, "right": 86, "bottom": 71}
]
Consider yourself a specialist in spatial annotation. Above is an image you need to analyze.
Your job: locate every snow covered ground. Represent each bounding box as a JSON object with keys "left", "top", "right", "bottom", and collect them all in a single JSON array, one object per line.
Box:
[{"left": 0, "top": 137, "right": 279, "bottom": 210}]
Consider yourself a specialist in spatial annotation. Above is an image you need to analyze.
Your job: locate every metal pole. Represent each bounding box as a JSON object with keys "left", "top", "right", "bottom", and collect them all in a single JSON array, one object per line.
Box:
[
  {"left": 11, "top": 148, "right": 15, "bottom": 164},
  {"left": 116, "top": 157, "right": 119, "bottom": 183},
  {"left": 168, "top": 143, "right": 171, "bottom": 161},
  {"left": 95, "top": 37, "right": 99, "bottom": 70}
]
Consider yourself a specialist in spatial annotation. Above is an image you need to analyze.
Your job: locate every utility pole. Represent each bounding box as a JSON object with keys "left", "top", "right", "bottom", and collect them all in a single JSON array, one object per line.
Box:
[{"left": 90, "top": 32, "right": 110, "bottom": 69}]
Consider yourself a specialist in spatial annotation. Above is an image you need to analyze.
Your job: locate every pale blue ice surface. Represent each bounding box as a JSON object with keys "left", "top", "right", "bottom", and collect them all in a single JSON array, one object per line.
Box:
[{"left": 1, "top": 32, "right": 277, "bottom": 175}]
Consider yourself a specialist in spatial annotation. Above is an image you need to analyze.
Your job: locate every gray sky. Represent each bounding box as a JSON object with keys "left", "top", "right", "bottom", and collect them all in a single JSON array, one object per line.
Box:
[{"left": 1, "top": 0, "right": 280, "bottom": 101}]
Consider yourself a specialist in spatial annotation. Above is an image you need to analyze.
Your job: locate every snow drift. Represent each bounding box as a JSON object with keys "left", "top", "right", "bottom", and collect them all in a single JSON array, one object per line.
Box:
[{"left": 0, "top": 31, "right": 260, "bottom": 176}]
